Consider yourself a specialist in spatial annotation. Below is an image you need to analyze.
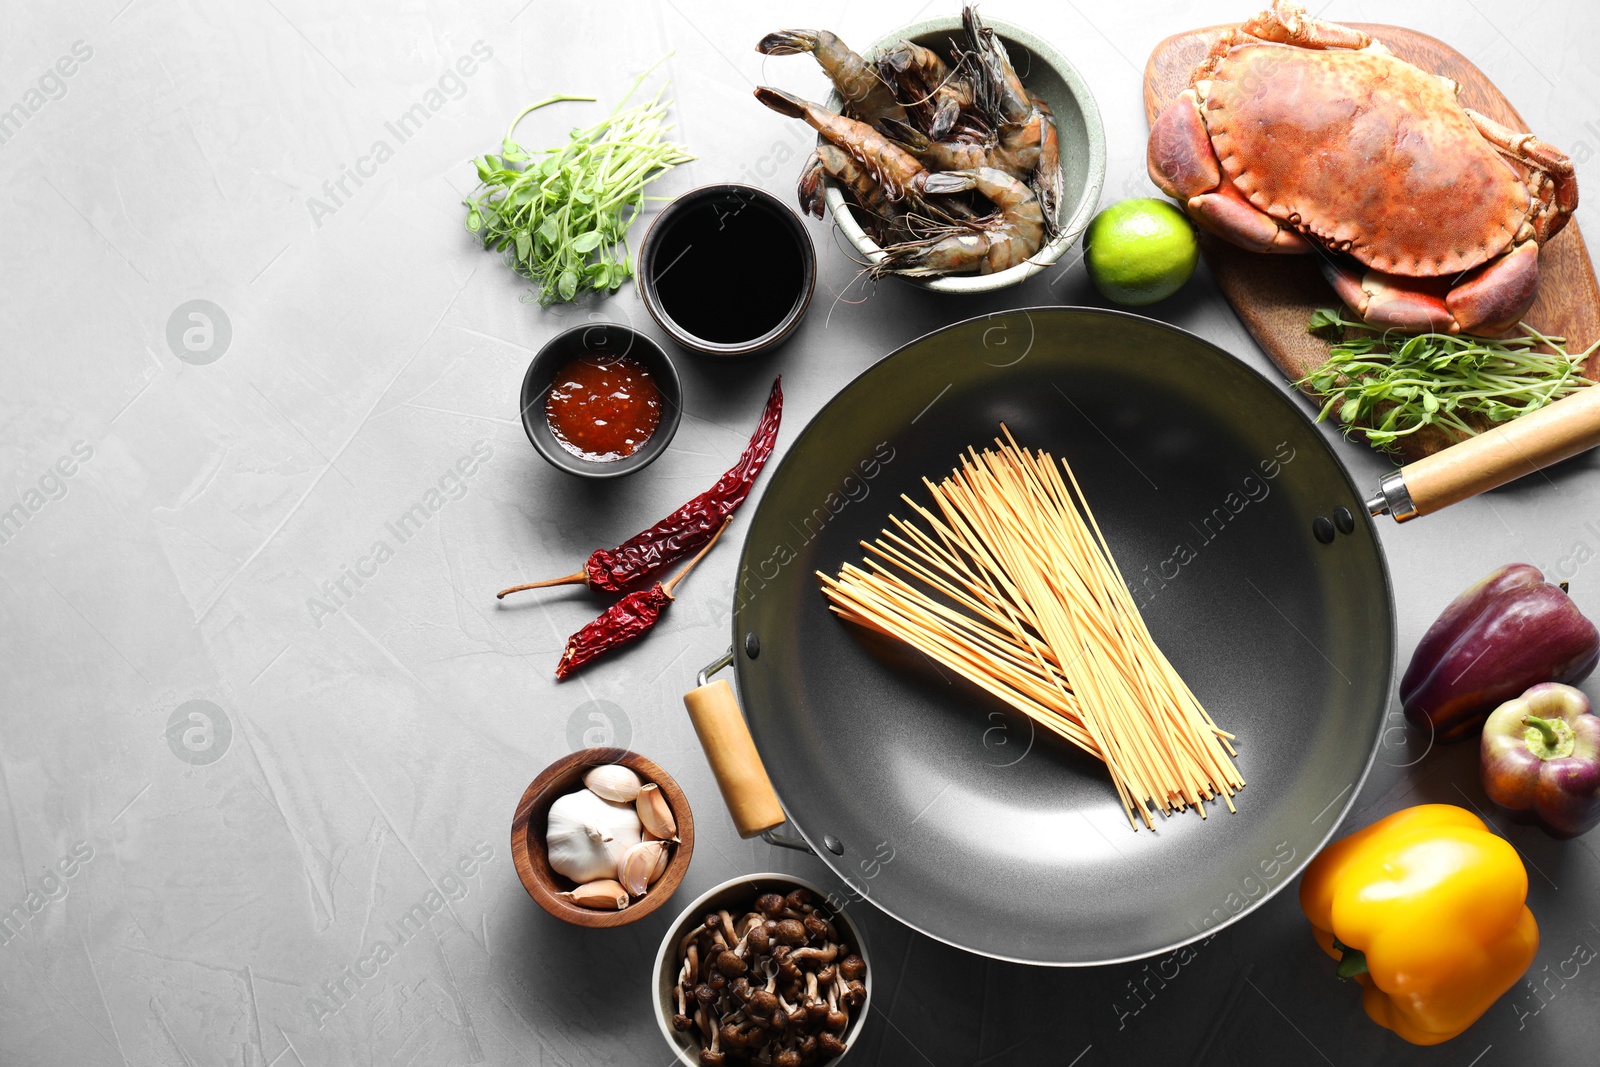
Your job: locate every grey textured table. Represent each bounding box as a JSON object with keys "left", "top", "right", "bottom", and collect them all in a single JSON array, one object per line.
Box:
[{"left": 3, "top": 1, "right": 1599, "bottom": 1064}]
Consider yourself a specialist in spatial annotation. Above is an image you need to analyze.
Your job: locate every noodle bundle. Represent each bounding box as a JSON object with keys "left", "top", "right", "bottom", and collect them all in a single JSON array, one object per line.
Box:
[{"left": 817, "top": 428, "right": 1243, "bottom": 829}]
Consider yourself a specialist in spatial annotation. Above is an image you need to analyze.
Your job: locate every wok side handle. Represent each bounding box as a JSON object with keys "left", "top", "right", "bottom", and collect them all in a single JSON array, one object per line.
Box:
[
  {"left": 683, "top": 678, "right": 786, "bottom": 839},
  {"left": 1369, "top": 384, "right": 1600, "bottom": 520}
]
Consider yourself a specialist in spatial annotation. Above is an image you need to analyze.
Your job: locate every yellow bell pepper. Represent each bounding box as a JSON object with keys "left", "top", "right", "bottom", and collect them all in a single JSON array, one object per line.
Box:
[{"left": 1298, "top": 804, "right": 1539, "bottom": 1046}]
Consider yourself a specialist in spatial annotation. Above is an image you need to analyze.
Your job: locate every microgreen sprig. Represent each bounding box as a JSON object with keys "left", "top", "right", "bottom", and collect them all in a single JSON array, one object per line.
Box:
[
  {"left": 1298, "top": 308, "right": 1598, "bottom": 452},
  {"left": 463, "top": 60, "right": 693, "bottom": 305}
]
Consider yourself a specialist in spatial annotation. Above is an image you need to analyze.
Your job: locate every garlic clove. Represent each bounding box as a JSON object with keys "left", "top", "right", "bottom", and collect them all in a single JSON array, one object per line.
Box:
[
  {"left": 583, "top": 764, "right": 643, "bottom": 804},
  {"left": 636, "top": 783, "right": 678, "bottom": 841},
  {"left": 562, "top": 878, "right": 630, "bottom": 910},
  {"left": 617, "top": 840, "right": 669, "bottom": 897},
  {"left": 648, "top": 842, "right": 671, "bottom": 885}
]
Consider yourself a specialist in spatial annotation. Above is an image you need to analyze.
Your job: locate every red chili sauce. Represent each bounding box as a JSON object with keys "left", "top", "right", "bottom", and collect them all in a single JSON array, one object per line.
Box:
[{"left": 545, "top": 353, "right": 662, "bottom": 461}]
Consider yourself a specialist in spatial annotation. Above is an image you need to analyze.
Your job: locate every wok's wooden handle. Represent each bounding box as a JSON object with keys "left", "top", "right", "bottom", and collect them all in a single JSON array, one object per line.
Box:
[
  {"left": 683, "top": 679, "right": 785, "bottom": 839},
  {"left": 1401, "top": 384, "right": 1600, "bottom": 517}
]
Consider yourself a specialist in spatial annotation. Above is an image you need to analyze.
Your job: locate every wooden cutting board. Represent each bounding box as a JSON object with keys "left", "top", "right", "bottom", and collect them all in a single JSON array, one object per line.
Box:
[{"left": 1144, "top": 22, "right": 1600, "bottom": 461}]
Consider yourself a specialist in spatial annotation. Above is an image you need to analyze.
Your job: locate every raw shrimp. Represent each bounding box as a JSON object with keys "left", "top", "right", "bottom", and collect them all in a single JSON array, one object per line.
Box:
[
  {"left": 758, "top": 30, "right": 906, "bottom": 125},
  {"left": 801, "top": 145, "right": 913, "bottom": 244},
  {"left": 879, "top": 40, "right": 973, "bottom": 140},
  {"left": 950, "top": 5, "right": 1044, "bottom": 175},
  {"left": 871, "top": 167, "right": 1044, "bottom": 276},
  {"left": 799, "top": 143, "right": 967, "bottom": 243},
  {"left": 944, "top": 113, "right": 994, "bottom": 143},
  {"left": 1029, "top": 92, "right": 1062, "bottom": 233},
  {"left": 905, "top": 121, "right": 1041, "bottom": 180},
  {"left": 962, "top": 5, "right": 1030, "bottom": 126},
  {"left": 755, "top": 87, "right": 929, "bottom": 201}
]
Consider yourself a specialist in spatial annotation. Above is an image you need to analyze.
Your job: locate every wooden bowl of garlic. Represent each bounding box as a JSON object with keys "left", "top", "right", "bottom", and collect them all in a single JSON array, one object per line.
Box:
[{"left": 512, "top": 748, "right": 695, "bottom": 928}]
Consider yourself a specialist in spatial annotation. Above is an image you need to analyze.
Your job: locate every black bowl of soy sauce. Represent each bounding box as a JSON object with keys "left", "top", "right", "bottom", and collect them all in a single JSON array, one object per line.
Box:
[{"left": 637, "top": 184, "right": 816, "bottom": 357}]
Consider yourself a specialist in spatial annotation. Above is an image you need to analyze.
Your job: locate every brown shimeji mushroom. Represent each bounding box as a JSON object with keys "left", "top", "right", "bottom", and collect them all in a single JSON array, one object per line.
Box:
[
  {"left": 822, "top": 968, "right": 849, "bottom": 1033},
  {"left": 803, "top": 973, "right": 830, "bottom": 1027},
  {"left": 672, "top": 889, "right": 864, "bottom": 1065},
  {"left": 789, "top": 942, "right": 838, "bottom": 966},
  {"left": 804, "top": 912, "right": 837, "bottom": 942},
  {"left": 774, "top": 919, "right": 807, "bottom": 946},
  {"left": 772, "top": 946, "right": 803, "bottom": 986},
  {"left": 748, "top": 981, "right": 779, "bottom": 1017},
  {"left": 673, "top": 976, "right": 693, "bottom": 1032},
  {"left": 699, "top": 1025, "right": 723, "bottom": 1066}
]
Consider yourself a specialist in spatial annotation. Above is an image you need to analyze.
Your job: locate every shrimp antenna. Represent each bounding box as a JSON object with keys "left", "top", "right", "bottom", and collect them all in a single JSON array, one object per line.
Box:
[
  {"left": 822, "top": 262, "right": 877, "bottom": 331},
  {"left": 827, "top": 218, "right": 881, "bottom": 270}
]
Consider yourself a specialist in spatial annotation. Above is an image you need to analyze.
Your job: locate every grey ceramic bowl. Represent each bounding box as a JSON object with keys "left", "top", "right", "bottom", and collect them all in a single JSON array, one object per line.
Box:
[
  {"left": 822, "top": 15, "right": 1106, "bottom": 294},
  {"left": 519, "top": 323, "right": 682, "bottom": 479}
]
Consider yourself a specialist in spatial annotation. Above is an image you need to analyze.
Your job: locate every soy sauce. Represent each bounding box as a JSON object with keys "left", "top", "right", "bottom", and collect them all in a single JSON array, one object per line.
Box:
[{"left": 649, "top": 193, "right": 805, "bottom": 345}]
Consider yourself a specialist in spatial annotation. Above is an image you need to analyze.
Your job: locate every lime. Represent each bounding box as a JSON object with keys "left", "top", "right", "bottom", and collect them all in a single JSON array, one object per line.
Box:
[{"left": 1083, "top": 198, "right": 1199, "bottom": 306}]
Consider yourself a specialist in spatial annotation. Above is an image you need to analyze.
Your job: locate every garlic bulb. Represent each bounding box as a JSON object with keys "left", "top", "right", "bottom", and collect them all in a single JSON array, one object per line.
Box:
[
  {"left": 546, "top": 788, "right": 641, "bottom": 883},
  {"left": 583, "top": 764, "right": 643, "bottom": 803}
]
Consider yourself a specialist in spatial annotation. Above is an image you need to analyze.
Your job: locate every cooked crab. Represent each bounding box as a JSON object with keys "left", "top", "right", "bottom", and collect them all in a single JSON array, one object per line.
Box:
[{"left": 1147, "top": 1, "right": 1577, "bottom": 333}]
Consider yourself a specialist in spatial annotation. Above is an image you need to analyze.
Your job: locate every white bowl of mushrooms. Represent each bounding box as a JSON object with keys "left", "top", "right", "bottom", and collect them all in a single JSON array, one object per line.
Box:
[{"left": 652, "top": 873, "right": 872, "bottom": 1066}]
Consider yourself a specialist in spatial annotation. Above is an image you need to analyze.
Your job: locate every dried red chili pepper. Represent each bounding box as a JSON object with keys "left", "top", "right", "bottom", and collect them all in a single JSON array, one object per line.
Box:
[
  {"left": 499, "top": 377, "right": 781, "bottom": 599},
  {"left": 555, "top": 520, "right": 729, "bottom": 679}
]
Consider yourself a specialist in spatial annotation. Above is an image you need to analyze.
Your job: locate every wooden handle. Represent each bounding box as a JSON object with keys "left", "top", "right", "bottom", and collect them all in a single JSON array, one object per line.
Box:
[
  {"left": 682, "top": 679, "right": 786, "bottom": 838},
  {"left": 1403, "top": 385, "right": 1600, "bottom": 516}
]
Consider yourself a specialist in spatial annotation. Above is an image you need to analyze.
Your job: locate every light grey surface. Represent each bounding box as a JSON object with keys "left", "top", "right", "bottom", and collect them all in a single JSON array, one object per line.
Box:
[{"left": 2, "top": 1, "right": 1598, "bottom": 1065}]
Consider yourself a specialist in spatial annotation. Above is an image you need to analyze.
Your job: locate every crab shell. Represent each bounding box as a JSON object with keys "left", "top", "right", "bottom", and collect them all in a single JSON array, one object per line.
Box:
[{"left": 1147, "top": 2, "right": 1578, "bottom": 333}]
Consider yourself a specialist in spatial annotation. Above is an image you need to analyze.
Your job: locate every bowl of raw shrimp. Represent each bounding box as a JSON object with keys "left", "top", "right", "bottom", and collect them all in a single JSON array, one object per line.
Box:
[{"left": 777, "top": 12, "right": 1105, "bottom": 294}]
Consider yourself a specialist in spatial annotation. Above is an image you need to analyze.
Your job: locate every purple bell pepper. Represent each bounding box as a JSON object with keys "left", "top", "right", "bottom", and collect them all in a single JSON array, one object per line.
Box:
[
  {"left": 1400, "top": 564, "right": 1599, "bottom": 742},
  {"left": 1481, "top": 682, "right": 1600, "bottom": 838}
]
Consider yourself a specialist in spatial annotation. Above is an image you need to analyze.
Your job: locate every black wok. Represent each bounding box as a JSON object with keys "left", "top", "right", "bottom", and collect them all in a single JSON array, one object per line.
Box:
[{"left": 682, "top": 307, "right": 1600, "bottom": 966}]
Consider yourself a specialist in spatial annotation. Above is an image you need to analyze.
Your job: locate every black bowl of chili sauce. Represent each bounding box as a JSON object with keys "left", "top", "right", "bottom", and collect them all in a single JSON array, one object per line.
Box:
[
  {"left": 520, "top": 324, "right": 682, "bottom": 479},
  {"left": 637, "top": 184, "right": 816, "bottom": 358}
]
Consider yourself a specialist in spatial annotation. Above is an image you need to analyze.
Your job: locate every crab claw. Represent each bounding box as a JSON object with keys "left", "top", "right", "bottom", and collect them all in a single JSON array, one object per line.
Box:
[
  {"left": 1322, "top": 242, "right": 1540, "bottom": 335},
  {"left": 1148, "top": 89, "right": 1311, "bottom": 255},
  {"left": 1446, "top": 242, "right": 1541, "bottom": 335},
  {"left": 1188, "top": 187, "right": 1312, "bottom": 254},
  {"left": 1321, "top": 260, "right": 1456, "bottom": 333}
]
